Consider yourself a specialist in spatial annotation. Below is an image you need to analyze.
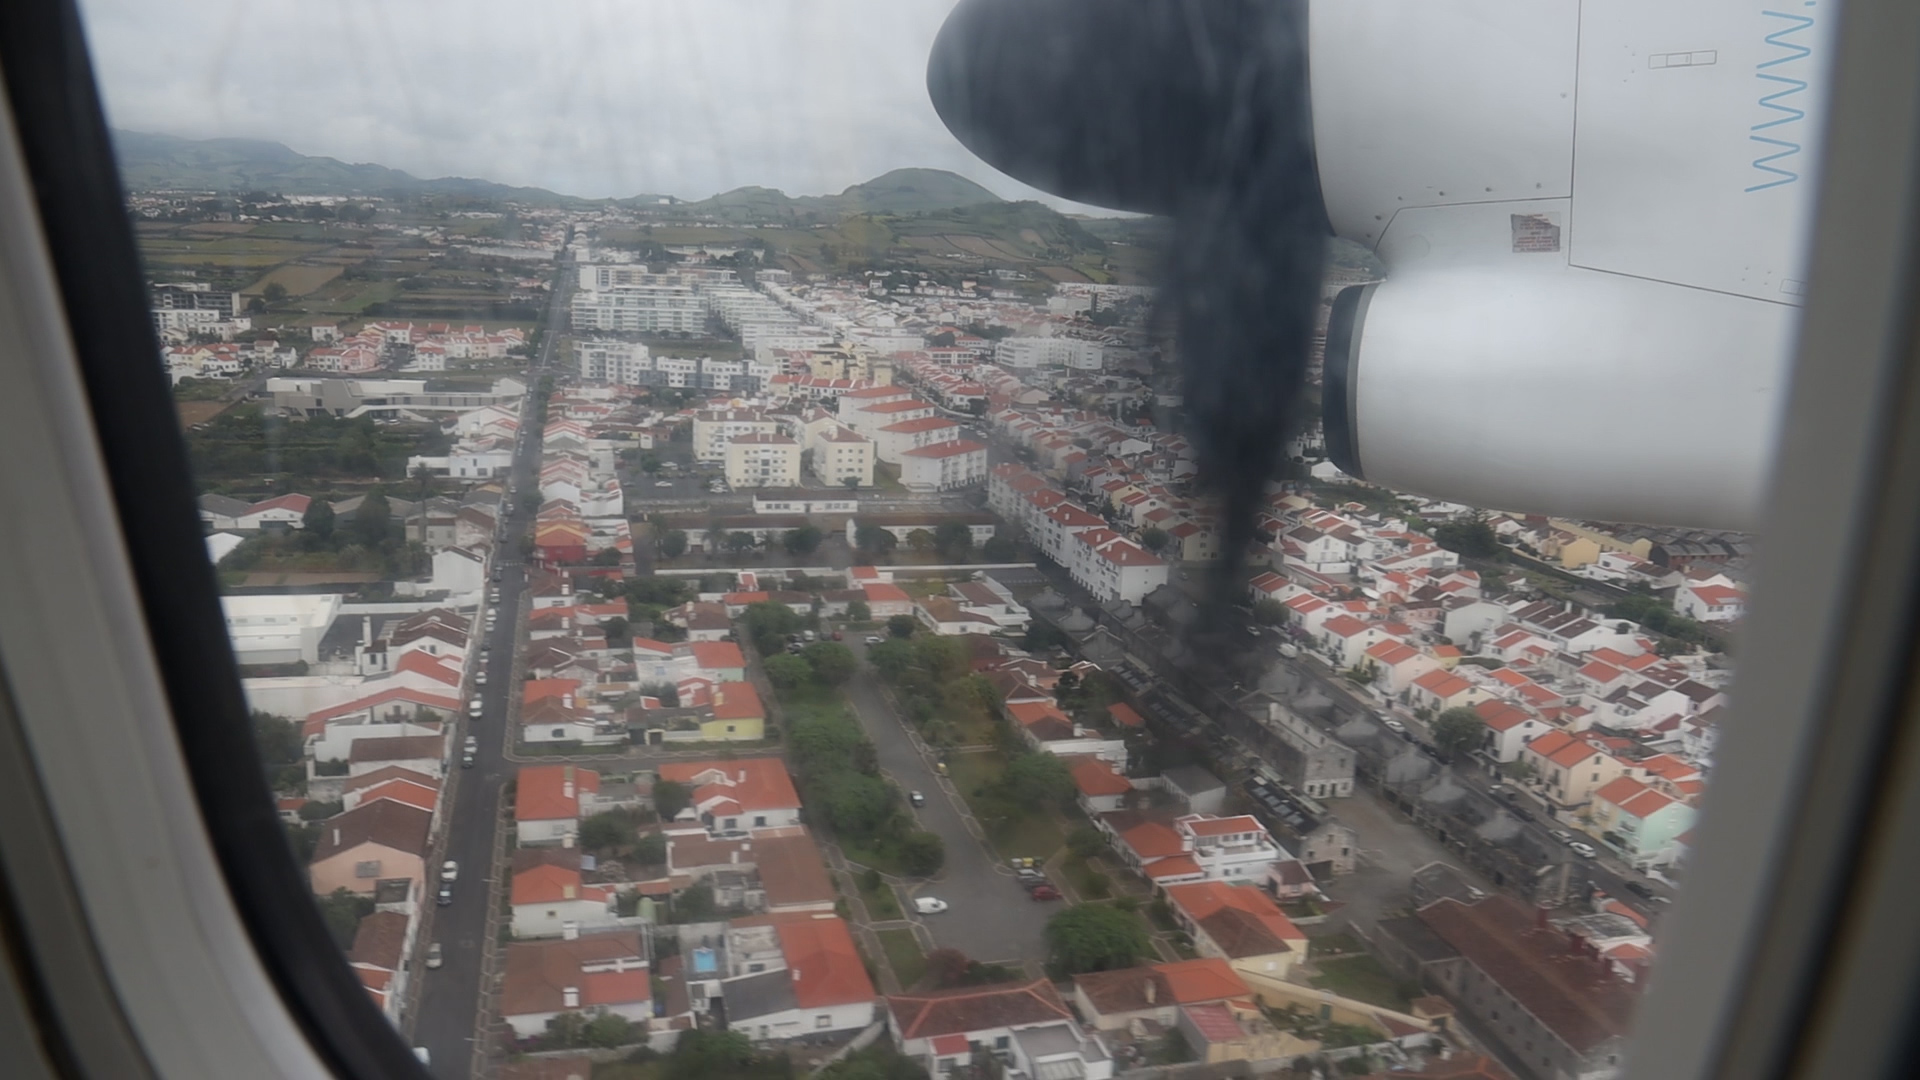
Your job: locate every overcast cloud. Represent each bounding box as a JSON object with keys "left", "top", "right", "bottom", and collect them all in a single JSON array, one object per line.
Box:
[{"left": 76, "top": 0, "right": 1113, "bottom": 213}]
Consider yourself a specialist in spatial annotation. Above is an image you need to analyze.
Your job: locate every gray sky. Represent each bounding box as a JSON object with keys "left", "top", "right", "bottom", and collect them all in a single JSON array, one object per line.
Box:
[{"left": 77, "top": 0, "right": 1115, "bottom": 213}]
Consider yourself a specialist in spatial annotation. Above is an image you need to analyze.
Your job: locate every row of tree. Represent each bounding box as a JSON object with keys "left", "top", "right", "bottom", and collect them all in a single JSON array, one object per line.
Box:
[{"left": 783, "top": 671, "right": 944, "bottom": 877}]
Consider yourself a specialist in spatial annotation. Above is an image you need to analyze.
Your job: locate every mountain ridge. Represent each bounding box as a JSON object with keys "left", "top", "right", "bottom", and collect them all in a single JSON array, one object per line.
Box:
[{"left": 110, "top": 131, "right": 1003, "bottom": 218}]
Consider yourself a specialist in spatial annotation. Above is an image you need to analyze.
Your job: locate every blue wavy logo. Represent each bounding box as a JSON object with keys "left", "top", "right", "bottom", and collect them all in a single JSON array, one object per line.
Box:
[{"left": 1747, "top": 9, "right": 1816, "bottom": 193}]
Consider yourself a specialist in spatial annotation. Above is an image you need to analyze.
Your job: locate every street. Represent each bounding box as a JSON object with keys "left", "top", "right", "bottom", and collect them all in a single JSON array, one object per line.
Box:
[
  {"left": 840, "top": 636, "right": 1052, "bottom": 968},
  {"left": 407, "top": 259, "right": 569, "bottom": 1079}
]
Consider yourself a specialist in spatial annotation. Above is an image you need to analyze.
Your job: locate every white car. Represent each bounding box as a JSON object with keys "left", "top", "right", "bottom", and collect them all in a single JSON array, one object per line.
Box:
[
  {"left": 425, "top": 942, "right": 442, "bottom": 970},
  {"left": 866, "top": 635, "right": 882, "bottom": 645},
  {"left": 475, "top": 669, "right": 487, "bottom": 686},
  {"left": 469, "top": 699, "right": 483, "bottom": 718},
  {"left": 442, "top": 860, "right": 458, "bottom": 882},
  {"left": 1569, "top": 841, "right": 1600, "bottom": 859},
  {"left": 912, "top": 896, "right": 949, "bottom": 914},
  {"left": 1383, "top": 719, "right": 1407, "bottom": 735},
  {"left": 655, "top": 480, "right": 673, "bottom": 488}
]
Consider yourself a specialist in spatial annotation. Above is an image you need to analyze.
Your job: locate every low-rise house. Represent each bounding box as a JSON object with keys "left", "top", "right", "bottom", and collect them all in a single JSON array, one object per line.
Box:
[
  {"left": 657, "top": 758, "right": 803, "bottom": 835},
  {"left": 720, "top": 914, "right": 877, "bottom": 1041},
  {"left": 1523, "top": 731, "right": 1626, "bottom": 809},
  {"left": 1478, "top": 700, "right": 1547, "bottom": 764},
  {"left": 348, "top": 910, "right": 414, "bottom": 1024},
  {"left": 309, "top": 800, "right": 432, "bottom": 900},
  {"left": 1068, "top": 756, "right": 1134, "bottom": 814},
  {"left": 886, "top": 979, "right": 1112, "bottom": 1080},
  {"left": 1104, "top": 813, "right": 1284, "bottom": 886},
  {"left": 1071, "top": 958, "right": 1251, "bottom": 1031},
  {"left": 1588, "top": 776, "right": 1699, "bottom": 866},
  {"left": 703, "top": 681, "right": 767, "bottom": 742},
  {"left": 345, "top": 733, "right": 445, "bottom": 779},
  {"left": 516, "top": 765, "right": 600, "bottom": 846},
  {"left": 511, "top": 863, "right": 623, "bottom": 939},
  {"left": 1163, "top": 880, "right": 1308, "bottom": 983},
  {"left": 501, "top": 932, "right": 650, "bottom": 1040}
]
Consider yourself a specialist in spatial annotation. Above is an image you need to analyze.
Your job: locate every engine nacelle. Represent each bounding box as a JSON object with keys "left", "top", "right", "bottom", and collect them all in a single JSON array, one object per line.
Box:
[{"left": 1324, "top": 271, "right": 1793, "bottom": 530}]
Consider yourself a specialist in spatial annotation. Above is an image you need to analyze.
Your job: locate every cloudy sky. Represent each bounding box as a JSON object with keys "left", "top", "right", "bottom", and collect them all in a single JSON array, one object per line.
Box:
[{"left": 76, "top": 0, "right": 1116, "bottom": 213}]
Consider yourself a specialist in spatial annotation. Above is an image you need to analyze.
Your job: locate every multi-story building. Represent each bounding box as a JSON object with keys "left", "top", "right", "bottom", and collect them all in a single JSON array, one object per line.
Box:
[
  {"left": 899, "top": 439, "right": 989, "bottom": 493},
  {"left": 576, "top": 339, "right": 653, "bottom": 384},
  {"left": 692, "top": 408, "right": 776, "bottom": 462},
  {"left": 571, "top": 284, "right": 707, "bottom": 333},
  {"left": 994, "top": 336, "right": 1105, "bottom": 371},
  {"left": 724, "top": 434, "right": 802, "bottom": 489},
  {"left": 811, "top": 424, "right": 875, "bottom": 488}
]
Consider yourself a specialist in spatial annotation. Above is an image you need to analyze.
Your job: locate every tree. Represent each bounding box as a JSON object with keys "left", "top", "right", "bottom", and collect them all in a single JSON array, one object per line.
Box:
[
  {"left": 764, "top": 653, "right": 813, "bottom": 690},
  {"left": 982, "top": 535, "right": 1017, "bottom": 561},
  {"left": 744, "top": 601, "right": 803, "bottom": 655},
  {"left": 906, "top": 528, "right": 935, "bottom": 553},
  {"left": 263, "top": 281, "right": 289, "bottom": 304},
  {"left": 585, "top": 1013, "right": 639, "bottom": 1048},
  {"left": 822, "top": 772, "right": 897, "bottom": 838},
  {"left": 933, "top": 521, "right": 974, "bottom": 561},
  {"left": 640, "top": 453, "right": 662, "bottom": 474},
  {"left": 1433, "top": 512, "right": 1502, "bottom": 560},
  {"left": 1023, "top": 621, "right": 1069, "bottom": 652},
  {"left": 1067, "top": 827, "right": 1108, "bottom": 859},
  {"left": 866, "top": 638, "right": 917, "bottom": 682},
  {"left": 887, "top": 614, "right": 918, "bottom": 638},
  {"left": 580, "top": 812, "right": 632, "bottom": 852},
  {"left": 803, "top": 641, "right": 857, "bottom": 685},
  {"left": 783, "top": 525, "right": 824, "bottom": 555},
  {"left": 843, "top": 476, "right": 861, "bottom": 492},
  {"left": 316, "top": 887, "right": 374, "bottom": 951},
  {"left": 1433, "top": 707, "right": 1488, "bottom": 761},
  {"left": 926, "top": 947, "right": 973, "bottom": 989},
  {"left": 673, "top": 881, "right": 717, "bottom": 922},
  {"left": 1045, "top": 903, "right": 1150, "bottom": 974},
  {"left": 898, "top": 830, "right": 946, "bottom": 876},
  {"left": 603, "top": 615, "right": 631, "bottom": 645},
  {"left": 302, "top": 498, "right": 335, "bottom": 541},
  {"left": 653, "top": 779, "right": 693, "bottom": 822},
  {"left": 353, "top": 488, "right": 392, "bottom": 547},
  {"left": 1253, "top": 598, "right": 1287, "bottom": 626},
  {"left": 726, "top": 531, "right": 758, "bottom": 555},
  {"left": 855, "top": 523, "right": 899, "bottom": 557},
  {"left": 658, "top": 529, "right": 689, "bottom": 559},
  {"left": 1138, "top": 527, "right": 1170, "bottom": 553},
  {"left": 251, "top": 709, "right": 303, "bottom": 765},
  {"left": 635, "top": 830, "right": 668, "bottom": 865},
  {"left": 846, "top": 598, "right": 871, "bottom": 622},
  {"left": 1003, "top": 752, "right": 1075, "bottom": 811}
]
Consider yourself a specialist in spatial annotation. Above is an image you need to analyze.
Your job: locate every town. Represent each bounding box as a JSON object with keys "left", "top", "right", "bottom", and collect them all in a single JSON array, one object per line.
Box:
[{"left": 146, "top": 175, "right": 1743, "bottom": 1080}]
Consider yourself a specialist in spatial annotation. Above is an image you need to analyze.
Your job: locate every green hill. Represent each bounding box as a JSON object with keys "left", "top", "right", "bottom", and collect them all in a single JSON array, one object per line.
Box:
[
  {"left": 644, "top": 167, "right": 1003, "bottom": 223},
  {"left": 109, "top": 130, "right": 606, "bottom": 205}
]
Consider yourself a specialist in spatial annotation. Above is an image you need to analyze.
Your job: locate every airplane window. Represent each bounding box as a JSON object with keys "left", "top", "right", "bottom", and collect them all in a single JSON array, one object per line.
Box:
[{"left": 8, "top": 0, "right": 1878, "bottom": 1078}]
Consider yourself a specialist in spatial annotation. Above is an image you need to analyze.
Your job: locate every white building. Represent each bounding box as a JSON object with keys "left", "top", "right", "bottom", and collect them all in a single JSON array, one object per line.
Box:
[
  {"left": 725, "top": 434, "right": 802, "bottom": 489},
  {"left": 810, "top": 424, "right": 875, "bottom": 488},
  {"left": 221, "top": 593, "right": 342, "bottom": 666},
  {"left": 994, "top": 336, "right": 1105, "bottom": 371},
  {"left": 899, "top": 440, "right": 989, "bottom": 493},
  {"left": 571, "top": 284, "right": 707, "bottom": 334},
  {"left": 692, "top": 408, "right": 776, "bottom": 463},
  {"left": 576, "top": 339, "right": 653, "bottom": 384}
]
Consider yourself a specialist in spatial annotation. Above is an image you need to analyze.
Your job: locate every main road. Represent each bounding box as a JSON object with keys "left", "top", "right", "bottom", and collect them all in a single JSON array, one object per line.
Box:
[{"left": 409, "top": 259, "right": 569, "bottom": 1079}]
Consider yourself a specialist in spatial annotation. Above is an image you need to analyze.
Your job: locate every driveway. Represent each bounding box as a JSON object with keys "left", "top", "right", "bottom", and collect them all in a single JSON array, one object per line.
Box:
[{"left": 841, "top": 636, "right": 1052, "bottom": 969}]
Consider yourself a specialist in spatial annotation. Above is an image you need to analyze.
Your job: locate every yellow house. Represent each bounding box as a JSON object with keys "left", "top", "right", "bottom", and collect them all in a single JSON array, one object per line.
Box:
[
  {"left": 703, "top": 681, "right": 766, "bottom": 742},
  {"left": 1163, "top": 881, "right": 1309, "bottom": 983},
  {"left": 1523, "top": 730, "right": 1627, "bottom": 809},
  {"left": 1544, "top": 519, "right": 1654, "bottom": 568}
]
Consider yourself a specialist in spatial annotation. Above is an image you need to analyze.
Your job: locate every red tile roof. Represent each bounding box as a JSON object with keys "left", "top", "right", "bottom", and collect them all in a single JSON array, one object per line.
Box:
[
  {"left": 712, "top": 681, "right": 765, "bottom": 721},
  {"left": 776, "top": 916, "right": 876, "bottom": 1008},
  {"left": 1069, "top": 756, "right": 1133, "bottom": 798},
  {"left": 1107, "top": 703, "right": 1145, "bottom": 728},
  {"left": 689, "top": 641, "right": 746, "bottom": 671},
  {"left": 512, "top": 863, "right": 610, "bottom": 906},
  {"left": 887, "top": 979, "right": 1072, "bottom": 1040},
  {"left": 657, "top": 758, "right": 800, "bottom": 813},
  {"left": 516, "top": 765, "right": 600, "bottom": 823}
]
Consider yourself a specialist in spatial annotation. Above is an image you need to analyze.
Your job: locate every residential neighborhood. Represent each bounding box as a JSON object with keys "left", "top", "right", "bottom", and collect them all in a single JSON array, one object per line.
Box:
[{"left": 153, "top": 173, "right": 1749, "bottom": 1080}]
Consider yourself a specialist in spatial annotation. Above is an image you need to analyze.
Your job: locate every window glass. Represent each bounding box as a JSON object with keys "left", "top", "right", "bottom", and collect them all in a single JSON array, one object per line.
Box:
[{"left": 72, "top": 0, "right": 1818, "bottom": 1077}]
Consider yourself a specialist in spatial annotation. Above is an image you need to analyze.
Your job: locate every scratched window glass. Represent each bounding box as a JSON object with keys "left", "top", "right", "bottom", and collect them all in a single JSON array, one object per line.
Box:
[{"left": 77, "top": 0, "right": 1817, "bottom": 1076}]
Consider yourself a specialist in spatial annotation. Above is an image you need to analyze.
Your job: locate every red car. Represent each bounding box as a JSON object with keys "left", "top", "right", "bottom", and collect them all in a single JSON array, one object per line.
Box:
[
  {"left": 831, "top": 629, "right": 844, "bottom": 641},
  {"left": 1029, "top": 885, "right": 1062, "bottom": 901}
]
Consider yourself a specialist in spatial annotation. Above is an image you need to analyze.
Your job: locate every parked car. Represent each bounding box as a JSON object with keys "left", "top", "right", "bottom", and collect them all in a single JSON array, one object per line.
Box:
[
  {"left": 474, "top": 669, "right": 487, "bottom": 686},
  {"left": 442, "top": 860, "right": 459, "bottom": 882},
  {"left": 831, "top": 629, "right": 843, "bottom": 641},
  {"left": 489, "top": 589, "right": 500, "bottom": 604},
  {"left": 1029, "top": 885, "right": 1062, "bottom": 901},
  {"left": 463, "top": 735, "right": 477, "bottom": 752},
  {"left": 654, "top": 480, "right": 673, "bottom": 488},
  {"left": 1278, "top": 642, "right": 1300, "bottom": 658},
  {"left": 912, "top": 897, "right": 949, "bottom": 914},
  {"left": 1551, "top": 829, "right": 1574, "bottom": 843},
  {"left": 865, "top": 635, "right": 882, "bottom": 645},
  {"left": 803, "top": 630, "right": 817, "bottom": 642},
  {"left": 1569, "top": 841, "right": 1600, "bottom": 859},
  {"left": 425, "top": 942, "right": 442, "bottom": 970},
  {"left": 1624, "top": 880, "right": 1656, "bottom": 900},
  {"left": 436, "top": 882, "right": 453, "bottom": 906},
  {"left": 909, "top": 790, "right": 926, "bottom": 807},
  {"left": 1015, "top": 868, "right": 1047, "bottom": 884},
  {"left": 1383, "top": 719, "right": 1407, "bottom": 735},
  {"left": 461, "top": 752, "right": 475, "bottom": 769},
  {"left": 469, "top": 699, "right": 483, "bottom": 718},
  {"left": 490, "top": 567, "right": 503, "bottom": 583}
]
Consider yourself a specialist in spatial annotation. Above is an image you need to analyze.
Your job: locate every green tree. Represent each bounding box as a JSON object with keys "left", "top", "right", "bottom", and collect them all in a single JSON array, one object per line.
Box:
[
  {"left": 251, "top": 709, "right": 303, "bottom": 765},
  {"left": 846, "top": 598, "right": 871, "bottom": 622},
  {"left": 658, "top": 529, "right": 689, "bottom": 559},
  {"left": 602, "top": 615, "right": 631, "bottom": 645},
  {"left": 726, "top": 531, "right": 758, "bottom": 555},
  {"left": 316, "top": 887, "right": 374, "bottom": 951},
  {"left": 932, "top": 521, "right": 974, "bottom": 561},
  {"left": 803, "top": 641, "right": 857, "bottom": 685},
  {"left": 672, "top": 881, "right": 717, "bottom": 922},
  {"left": 1433, "top": 512, "right": 1502, "bottom": 559},
  {"left": 1253, "top": 598, "right": 1287, "bottom": 625},
  {"left": 1138, "top": 527, "right": 1170, "bottom": 553},
  {"left": 1003, "top": 752, "right": 1075, "bottom": 811},
  {"left": 1023, "top": 621, "right": 1069, "bottom": 652},
  {"left": 263, "top": 281, "right": 289, "bottom": 304},
  {"left": 898, "top": 830, "right": 946, "bottom": 876},
  {"left": 1045, "top": 903, "right": 1150, "bottom": 974},
  {"left": 635, "top": 830, "right": 668, "bottom": 865},
  {"left": 887, "top": 614, "right": 918, "bottom": 638},
  {"left": 906, "top": 529, "right": 935, "bottom": 553},
  {"left": 302, "top": 498, "right": 335, "bottom": 541},
  {"left": 664, "top": 1031, "right": 759, "bottom": 1080},
  {"left": 744, "top": 601, "right": 803, "bottom": 655},
  {"left": 822, "top": 772, "right": 898, "bottom": 837},
  {"left": 764, "top": 653, "right": 813, "bottom": 690},
  {"left": 855, "top": 523, "right": 899, "bottom": 558},
  {"left": 585, "top": 1013, "right": 638, "bottom": 1048},
  {"left": 866, "top": 638, "right": 918, "bottom": 682},
  {"left": 783, "top": 525, "right": 824, "bottom": 555},
  {"left": 353, "top": 488, "right": 392, "bottom": 548},
  {"left": 653, "top": 779, "right": 693, "bottom": 822},
  {"left": 580, "top": 812, "right": 631, "bottom": 851},
  {"left": 982, "top": 535, "right": 1017, "bottom": 561},
  {"left": 640, "top": 453, "right": 663, "bottom": 474},
  {"left": 1067, "top": 826, "right": 1108, "bottom": 859},
  {"left": 1433, "top": 707, "right": 1488, "bottom": 761}
]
